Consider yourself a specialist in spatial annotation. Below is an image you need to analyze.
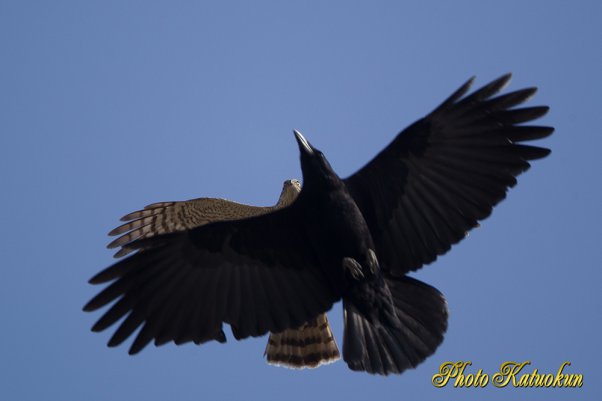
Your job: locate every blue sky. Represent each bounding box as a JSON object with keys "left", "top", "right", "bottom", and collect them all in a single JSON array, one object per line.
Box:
[{"left": 1, "top": 1, "right": 600, "bottom": 400}]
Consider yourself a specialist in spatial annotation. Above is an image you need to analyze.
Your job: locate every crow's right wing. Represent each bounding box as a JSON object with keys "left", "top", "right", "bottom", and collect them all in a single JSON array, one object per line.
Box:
[{"left": 85, "top": 204, "right": 338, "bottom": 355}]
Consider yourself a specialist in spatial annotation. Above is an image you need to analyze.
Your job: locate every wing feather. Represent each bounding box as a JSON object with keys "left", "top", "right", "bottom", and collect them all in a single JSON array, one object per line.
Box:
[
  {"left": 344, "top": 74, "right": 553, "bottom": 274},
  {"left": 85, "top": 205, "right": 338, "bottom": 354},
  {"left": 107, "top": 198, "right": 275, "bottom": 257}
]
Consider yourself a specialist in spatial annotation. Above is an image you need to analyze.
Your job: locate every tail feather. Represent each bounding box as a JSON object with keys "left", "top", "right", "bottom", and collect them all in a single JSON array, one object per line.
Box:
[
  {"left": 343, "top": 275, "right": 448, "bottom": 375},
  {"left": 265, "top": 313, "right": 340, "bottom": 369}
]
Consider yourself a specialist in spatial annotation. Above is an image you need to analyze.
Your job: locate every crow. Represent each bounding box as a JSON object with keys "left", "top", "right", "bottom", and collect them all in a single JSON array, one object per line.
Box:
[
  {"left": 105, "top": 179, "right": 340, "bottom": 368},
  {"left": 84, "top": 74, "right": 553, "bottom": 375}
]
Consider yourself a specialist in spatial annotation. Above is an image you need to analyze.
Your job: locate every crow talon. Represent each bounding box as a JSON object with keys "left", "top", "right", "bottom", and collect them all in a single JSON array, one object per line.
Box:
[
  {"left": 367, "top": 249, "right": 379, "bottom": 274},
  {"left": 342, "top": 257, "right": 364, "bottom": 280}
]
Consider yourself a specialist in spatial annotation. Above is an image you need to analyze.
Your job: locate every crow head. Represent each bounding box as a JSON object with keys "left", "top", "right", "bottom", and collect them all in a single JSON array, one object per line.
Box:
[{"left": 293, "top": 130, "right": 340, "bottom": 190}]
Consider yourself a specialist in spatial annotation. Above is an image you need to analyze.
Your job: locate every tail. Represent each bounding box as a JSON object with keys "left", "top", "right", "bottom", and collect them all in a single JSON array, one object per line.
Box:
[
  {"left": 343, "top": 276, "right": 448, "bottom": 375},
  {"left": 265, "top": 313, "right": 340, "bottom": 369}
]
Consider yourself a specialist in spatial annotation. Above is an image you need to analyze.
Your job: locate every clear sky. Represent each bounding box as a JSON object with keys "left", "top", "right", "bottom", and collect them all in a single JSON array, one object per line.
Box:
[{"left": 1, "top": 1, "right": 600, "bottom": 400}]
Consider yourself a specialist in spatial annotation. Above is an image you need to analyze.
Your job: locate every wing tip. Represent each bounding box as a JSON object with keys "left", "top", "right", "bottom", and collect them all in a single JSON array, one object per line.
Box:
[
  {"left": 88, "top": 274, "right": 105, "bottom": 285},
  {"left": 88, "top": 265, "right": 119, "bottom": 285},
  {"left": 524, "top": 146, "right": 552, "bottom": 160},
  {"left": 106, "top": 237, "right": 123, "bottom": 249},
  {"left": 128, "top": 343, "right": 144, "bottom": 355},
  {"left": 107, "top": 226, "right": 123, "bottom": 236},
  {"left": 433, "top": 74, "right": 477, "bottom": 112},
  {"left": 520, "top": 86, "right": 538, "bottom": 102},
  {"left": 498, "top": 72, "right": 513, "bottom": 87}
]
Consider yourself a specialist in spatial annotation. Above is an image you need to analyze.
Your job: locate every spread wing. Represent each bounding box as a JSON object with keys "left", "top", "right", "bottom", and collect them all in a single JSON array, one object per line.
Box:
[
  {"left": 344, "top": 74, "right": 553, "bottom": 275},
  {"left": 107, "top": 180, "right": 301, "bottom": 258},
  {"left": 84, "top": 203, "right": 338, "bottom": 355},
  {"left": 107, "top": 198, "right": 276, "bottom": 258}
]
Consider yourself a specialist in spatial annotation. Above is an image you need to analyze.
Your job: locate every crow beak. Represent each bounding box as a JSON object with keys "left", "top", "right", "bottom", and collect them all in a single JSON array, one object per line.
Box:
[{"left": 294, "top": 129, "right": 314, "bottom": 156}]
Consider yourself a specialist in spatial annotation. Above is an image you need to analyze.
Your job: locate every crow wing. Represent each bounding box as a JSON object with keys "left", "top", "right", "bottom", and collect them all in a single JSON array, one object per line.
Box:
[
  {"left": 344, "top": 74, "right": 553, "bottom": 275},
  {"left": 84, "top": 204, "right": 338, "bottom": 354}
]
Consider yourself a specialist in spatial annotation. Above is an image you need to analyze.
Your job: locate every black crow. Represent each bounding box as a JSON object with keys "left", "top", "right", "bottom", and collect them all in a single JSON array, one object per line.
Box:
[{"left": 84, "top": 74, "right": 552, "bottom": 375}]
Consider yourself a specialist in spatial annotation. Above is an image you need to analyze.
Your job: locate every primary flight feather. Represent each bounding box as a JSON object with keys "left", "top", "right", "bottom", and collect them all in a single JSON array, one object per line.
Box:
[{"left": 85, "top": 74, "right": 552, "bottom": 375}]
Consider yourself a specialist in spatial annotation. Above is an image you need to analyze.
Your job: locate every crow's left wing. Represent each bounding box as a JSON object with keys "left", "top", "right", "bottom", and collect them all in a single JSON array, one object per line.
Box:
[{"left": 344, "top": 74, "right": 553, "bottom": 275}]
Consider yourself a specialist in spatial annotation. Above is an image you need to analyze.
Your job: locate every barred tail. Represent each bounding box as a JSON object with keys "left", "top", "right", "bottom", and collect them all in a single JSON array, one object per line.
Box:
[
  {"left": 343, "top": 275, "right": 448, "bottom": 375},
  {"left": 265, "top": 313, "right": 340, "bottom": 369}
]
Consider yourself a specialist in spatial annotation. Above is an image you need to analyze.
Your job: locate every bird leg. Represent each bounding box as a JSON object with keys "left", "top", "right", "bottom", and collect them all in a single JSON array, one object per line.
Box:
[
  {"left": 342, "top": 257, "right": 364, "bottom": 280},
  {"left": 367, "top": 249, "right": 379, "bottom": 274}
]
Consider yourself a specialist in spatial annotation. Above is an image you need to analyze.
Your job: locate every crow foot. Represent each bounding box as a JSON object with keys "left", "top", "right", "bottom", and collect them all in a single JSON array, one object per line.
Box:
[{"left": 342, "top": 257, "right": 364, "bottom": 280}]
